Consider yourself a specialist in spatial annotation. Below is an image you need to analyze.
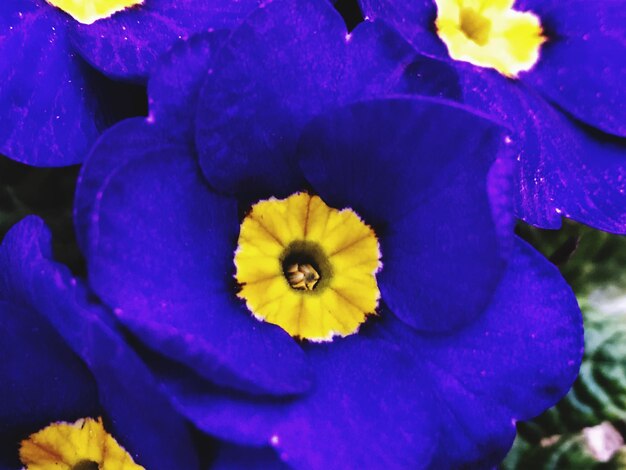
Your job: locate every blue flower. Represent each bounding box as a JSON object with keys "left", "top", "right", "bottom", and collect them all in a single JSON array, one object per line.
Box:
[
  {"left": 356, "top": 0, "right": 626, "bottom": 232},
  {"left": 73, "top": 1, "right": 583, "bottom": 467},
  {"left": 0, "top": 217, "right": 198, "bottom": 468},
  {"left": 0, "top": 0, "right": 260, "bottom": 165}
]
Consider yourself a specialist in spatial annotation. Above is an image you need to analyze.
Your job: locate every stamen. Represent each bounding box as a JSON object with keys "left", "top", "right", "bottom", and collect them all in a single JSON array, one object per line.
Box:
[{"left": 286, "top": 263, "right": 320, "bottom": 291}]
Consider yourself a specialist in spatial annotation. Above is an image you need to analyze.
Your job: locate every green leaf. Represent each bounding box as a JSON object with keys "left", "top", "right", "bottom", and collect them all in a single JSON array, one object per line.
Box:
[
  {"left": 506, "top": 222, "right": 626, "bottom": 468},
  {"left": 503, "top": 423, "right": 626, "bottom": 470}
]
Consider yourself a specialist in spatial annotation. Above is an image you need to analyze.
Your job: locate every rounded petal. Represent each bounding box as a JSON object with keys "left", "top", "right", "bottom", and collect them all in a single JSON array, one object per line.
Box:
[
  {"left": 298, "top": 97, "right": 511, "bottom": 332},
  {"left": 418, "top": 238, "right": 583, "bottom": 466},
  {"left": 69, "top": 0, "right": 260, "bottom": 81},
  {"left": 151, "top": 330, "right": 440, "bottom": 469},
  {"left": 212, "top": 444, "right": 287, "bottom": 470},
  {"left": 0, "top": 217, "right": 199, "bottom": 469},
  {"left": 153, "top": 238, "right": 581, "bottom": 468},
  {"left": 519, "top": 0, "right": 626, "bottom": 136},
  {"left": 148, "top": 31, "right": 228, "bottom": 144},
  {"left": 74, "top": 117, "right": 180, "bottom": 253},
  {"left": 0, "top": 303, "right": 98, "bottom": 466},
  {"left": 460, "top": 66, "right": 626, "bottom": 233},
  {"left": 0, "top": 5, "right": 99, "bottom": 166},
  {"left": 82, "top": 122, "right": 312, "bottom": 395},
  {"left": 357, "top": 0, "right": 449, "bottom": 57},
  {"left": 196, "top": 0, "right": 460, "bottom": 198}
]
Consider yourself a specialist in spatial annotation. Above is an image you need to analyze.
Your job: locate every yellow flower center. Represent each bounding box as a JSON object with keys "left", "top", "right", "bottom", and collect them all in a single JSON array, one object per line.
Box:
[
  {"left": 235, "top": 192, "right": 381, "bottom": 342},
  {"left": 45, "top": 0, "right": 143, "bottom": 24},
  {"left": 435, "top": 0, "right": 546, "bottom": 77},
  {"left": 20, "top": 417, "right": 144, "bottom": 470}
]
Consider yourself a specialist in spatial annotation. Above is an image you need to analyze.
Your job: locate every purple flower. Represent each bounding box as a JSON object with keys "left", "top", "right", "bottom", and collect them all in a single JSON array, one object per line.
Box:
[
  {"left": 0, "top": 217, "right": 198, "bottom": 468},
  {"left": 0, "top": 0, "right": 260, "bottom": 165},
  {"left": 71, "top": 1, "right": 584, "bottom": 467},
  {"left": 357, "top": 0, "right": 626, "bottom": 232}
]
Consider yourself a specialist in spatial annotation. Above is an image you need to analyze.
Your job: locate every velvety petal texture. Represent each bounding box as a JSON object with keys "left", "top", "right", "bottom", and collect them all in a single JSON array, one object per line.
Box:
[
  {"left": 79, "top": 120, "right": 312, "bottom": 396},
  {"left": 154, "top": 240, "right": 582, "bottom": 469},
  {"left": 357, "top": 0, "right": 448, "bottom": 57},
  {"left": 212, "top": 444, "right": 288, "bottom": 470},
  {"left": 196, "top": 0, "right": 461, "bottom": 197},
  {"left": 0, "top": 217, "right": 198, "bottom": 469},
  {"left": 148, "top": 31, "right": 228, "bottom": 145},
  {"left": 0, "top": 1, "right": 99, "bottom": 166},
  {"left": 518, "top": 0, "right": 626, "bottom": 137},
  {"left": 70, "top": 0, "right": 262, "bottom": 81},
  {"left": 354, "top": 0, "right": 626, "bottom": 232},
  {"left": 149, "top": 324, "right": 441, "bottom": 469},
  {"left": 299, "top": 98, "right": 512, "bottom": 332},
  {"left": 459, "top": 66, "right": 626, "bottom": 233}
]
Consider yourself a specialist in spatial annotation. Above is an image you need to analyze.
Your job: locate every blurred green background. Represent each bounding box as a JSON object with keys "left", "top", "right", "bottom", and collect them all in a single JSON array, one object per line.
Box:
[{"left": 2, "top": 154, "right": 625, "bottom": 468}]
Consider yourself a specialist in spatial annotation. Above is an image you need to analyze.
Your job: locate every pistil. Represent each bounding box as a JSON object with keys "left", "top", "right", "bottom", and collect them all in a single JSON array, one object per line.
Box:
[{"left": 286, "top": 263, "right": 320, "bottom": 291}]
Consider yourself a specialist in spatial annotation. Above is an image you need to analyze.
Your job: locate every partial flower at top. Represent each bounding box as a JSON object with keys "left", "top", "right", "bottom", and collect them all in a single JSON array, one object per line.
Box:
[
  {"left": 435, "top": 0, "right": 545, "bottom": 77},
  {"left": 358, "top": 0, "right": 626, "bottom": 233},
  {"left": 0, "top": 0, "right": 260, "bottom": 166},
  {"left": 0, "top": 217, "right": 198, "bottom": 469},
  {"left": 45, "top": 0, "right": 143, "bottom": 24},
  {"left": 74, "top": 1, "right": 584, "bottom": 467}
]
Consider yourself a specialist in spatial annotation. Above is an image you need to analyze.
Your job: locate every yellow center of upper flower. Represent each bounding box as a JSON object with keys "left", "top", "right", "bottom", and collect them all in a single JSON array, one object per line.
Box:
[
  {"left": 235, "top": 192, "right": 381, "bottom": 342},
  {"left": 45, "top": 0, "right": 143, "bottom": 24},
  {"left": 435, "top": 0, "right": 546, "bottom": 77},
  {"left": 20, "top": 417, "right": 144, "bottom": 470}
]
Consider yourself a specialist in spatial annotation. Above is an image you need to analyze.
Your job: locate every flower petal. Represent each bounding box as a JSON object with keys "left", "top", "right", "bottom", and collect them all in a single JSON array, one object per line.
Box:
[
  {"left": 69, "top": 0, "right": 260, "bottom": 81},
  {"left": 417, "top": 238, "right": 583, "bottom": 466},
  {"left": 0, "top": 5, "right": 99, "bottom": 166},
  {"left": 298, "top": 97, "right": 511, "bottom": 332},
  {"left": 460, "top": 66, "right": 626, "bottom": 233},
  {"left": 212, "top": 444, "right": 287, "bottom": 470},
  {"left": 148, "top": 31, "right": 228, "bottom": 145},
  {"left": 0, "top": 217, "right": 199, "bottom": 469},
  {"left": 149, "top": 331, "right": 440, "bottom": 468},
  {"left": 154, "top": 239, "right": 581, "bottom": 468},
  {"left": 74, "top": 117, "right": 181, "bottom": 253},
  {"left": 519, "top": 0, "right": 626, "bottom": 136},
  {"left": 81, "top": 122, "right": 312, "bottom": 396},
  {"left": 357, "top": 0, "right": 449, "bottom": 57},
  {"left": 196, "top": 0, "right": 460, "bottom": 198}
]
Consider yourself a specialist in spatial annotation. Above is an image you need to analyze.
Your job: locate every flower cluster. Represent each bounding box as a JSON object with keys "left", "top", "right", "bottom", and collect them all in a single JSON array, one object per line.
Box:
[{"left": 3, "top": 0, "right": 625, "bottom": 468}]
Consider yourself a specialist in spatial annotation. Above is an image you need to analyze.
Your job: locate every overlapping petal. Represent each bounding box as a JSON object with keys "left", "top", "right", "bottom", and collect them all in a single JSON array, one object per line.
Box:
[
  {"left": 196, "top": 0, "right": 461, "bottom": 198},
  {"left": 69, "top": 0, "right": 261, "bottom": 81},
  {"left": 0, "top": 217, "right": 198, "bottom": 469},
  {"left": 150, "top": 239, "right": 582, "bottom": 469},
  {"left": 354, "top": 0, "right": 626, "bottom": 233},
  {"left": 298, "top": 98, "right": 511, "bottom": 331},
  {"left": 148, "top": 31, "right": 228, "bottom": 145},
  {"left": 518, "top": 0, "right": 626, "bottom": 137},
  {"left": 0, "top": 3, "right": 99, "bottom": 166},
  {"left": 459, "top": 66, "right": 626, "bottom": 232},
  {"left": 358, "top": 0, "right": 448, "bottom": 57},
  {"left": 80, "top": 120, "right": 312, "bottom": 396}
]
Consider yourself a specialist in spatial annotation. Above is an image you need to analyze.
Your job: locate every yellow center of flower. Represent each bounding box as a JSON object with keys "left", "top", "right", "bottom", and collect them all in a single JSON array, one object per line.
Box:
[
  {"left": 20, "top": 417, "right": 144, "bottom": 470},
  {"left": 435, "top": 0, "right": 546, "bottom": 77},
  {"left": 45, "top": 0, "right": 143, "bottom": 24},
  {"left": 235, "top": 192, "right": 381, "bottom": 342}
]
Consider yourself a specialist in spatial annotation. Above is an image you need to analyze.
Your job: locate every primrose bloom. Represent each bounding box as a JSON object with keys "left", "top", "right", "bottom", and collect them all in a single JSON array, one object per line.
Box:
[
  {"left": 0, "top": 217, "right": 198, "bottom": 468},
  {"left": 0, "top": 0, "right": 259, "bottom": 165},
  {"left": 358, "top": 0, "right": 626, "bottom": 233},
  {"left": 72, "top": 1, "right": 583, "bottom": 467}
]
